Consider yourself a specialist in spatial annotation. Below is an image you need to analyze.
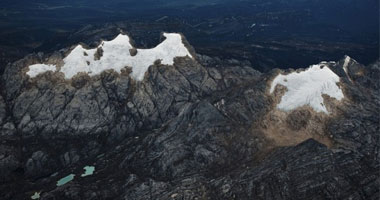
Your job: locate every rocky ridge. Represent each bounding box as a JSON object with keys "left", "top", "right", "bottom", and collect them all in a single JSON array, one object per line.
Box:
[{"left": 0, "top": 33, "right": 379, "bottom": 200}]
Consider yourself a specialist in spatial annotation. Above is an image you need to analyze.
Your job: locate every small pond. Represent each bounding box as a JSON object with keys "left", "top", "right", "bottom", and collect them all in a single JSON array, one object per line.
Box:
[
  {"left": 56, "top": 174, "right": 75, "bottom": 186},
  {"left": 31, "top": 192, "right": 40, "bottom": 199},
  {"left": 81, "top": 166, "right": 95, "bottom": 177}
]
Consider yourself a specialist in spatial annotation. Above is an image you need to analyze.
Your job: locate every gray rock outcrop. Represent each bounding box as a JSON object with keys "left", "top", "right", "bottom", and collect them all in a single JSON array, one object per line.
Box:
[{"left": 0, "top": 34, "right": 378, "bottom": 200}]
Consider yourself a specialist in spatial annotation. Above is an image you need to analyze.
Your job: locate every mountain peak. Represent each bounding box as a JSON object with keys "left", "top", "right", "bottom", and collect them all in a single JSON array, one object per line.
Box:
[
  {"left": 26, "top": 32, "right": 193, "bottom": 81},
  {"left": 270, "top": 64, "right": 344, "bottom": 113}
]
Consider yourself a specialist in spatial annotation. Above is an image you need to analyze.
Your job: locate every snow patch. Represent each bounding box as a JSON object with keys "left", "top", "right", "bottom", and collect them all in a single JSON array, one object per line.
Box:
[
  {"left": 270, "top": 64, "right": 344, "bottom": 114},
  {"left": 342, "top": 55, "right": 353, "bottom": 82},
  {"left": 27, "top": 64, "right": 57, "bottom": 78},
  {"left": 342, "top": 55, "right": 351, "bottom": 74},
  {"left": 27, "top": 33, "right": 193, "bottom": 81}
]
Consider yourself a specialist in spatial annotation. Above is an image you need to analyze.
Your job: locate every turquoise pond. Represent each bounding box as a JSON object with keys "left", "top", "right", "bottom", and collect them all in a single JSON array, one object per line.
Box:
[
  {"left": 31, "top": 165, "right": 96, "bottom": 199},
  {"left": 31, "top": 192, "right": 40, "bottom": 199},
  {"left": 56, "top": 174, "right": 75, "bottom": 186},
  {"left": 81, "top": 166, "right": 95, "bottom": 177}
]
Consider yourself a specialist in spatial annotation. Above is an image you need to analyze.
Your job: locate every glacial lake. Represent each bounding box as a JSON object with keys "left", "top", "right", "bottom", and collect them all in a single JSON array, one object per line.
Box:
[
  {"left": 31, "top": 192, "right": 40, "bottom": 199},
  {"left": 56, "top": 174, "right": 75, "bottom": 186},
  {"left": 81, "top": 166, "right": 95, "bottom": 177}
]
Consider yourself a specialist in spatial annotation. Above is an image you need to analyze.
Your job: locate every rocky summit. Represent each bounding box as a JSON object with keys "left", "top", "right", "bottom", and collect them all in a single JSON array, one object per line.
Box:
[{"left": 0, "top": 32, "right": 379, "bottom": 200}]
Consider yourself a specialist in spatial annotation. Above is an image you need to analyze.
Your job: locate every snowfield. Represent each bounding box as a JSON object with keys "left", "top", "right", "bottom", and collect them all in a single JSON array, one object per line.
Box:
[
  {"left": 27, "top": 33, "right": 193, "bottom": 81},
  {"left": 27, "top": 64, "right": 57, "bottom": 78},
  {"left": 270, "top": 64, "right": 344, "bottom": 113}
]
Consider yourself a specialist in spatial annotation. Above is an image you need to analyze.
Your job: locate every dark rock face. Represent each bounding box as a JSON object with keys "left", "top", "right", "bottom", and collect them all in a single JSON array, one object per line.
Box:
[
  {"left": 0, "top": 34, "right": 378, "bottom": 200},
  {"left": 212, "top": 139, "right": 379, "bottom": 200}
]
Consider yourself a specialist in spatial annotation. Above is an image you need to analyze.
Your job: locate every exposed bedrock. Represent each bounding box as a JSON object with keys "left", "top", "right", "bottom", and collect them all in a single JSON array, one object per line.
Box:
[{"left": 0, "top": 33, "right": 379, "bottom": 199}]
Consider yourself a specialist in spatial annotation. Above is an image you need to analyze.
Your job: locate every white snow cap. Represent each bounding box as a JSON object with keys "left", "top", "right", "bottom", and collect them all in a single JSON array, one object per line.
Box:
[
  {"left": 270, "top": 64, "right": 344, "bottom": 114},
  {"left": 27, "top": 33, "right": 193, "bottom": 81}
]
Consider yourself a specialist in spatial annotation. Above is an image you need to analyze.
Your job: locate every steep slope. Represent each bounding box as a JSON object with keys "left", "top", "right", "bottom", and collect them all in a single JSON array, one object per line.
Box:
[{"left": 0, "top": 33, "right": 379, "bottom": 200}]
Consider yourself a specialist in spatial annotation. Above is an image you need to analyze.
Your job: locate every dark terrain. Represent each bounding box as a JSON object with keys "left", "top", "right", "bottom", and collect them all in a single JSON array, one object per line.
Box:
[
  {"left": 0, "top": 0, "right": 379, "bottom": 73},
  {"left": 0, "top": 31, "right": 379, "bottom": 199},
  {"left": 0, "top": 0, "right": 379, "bottom": 199}
]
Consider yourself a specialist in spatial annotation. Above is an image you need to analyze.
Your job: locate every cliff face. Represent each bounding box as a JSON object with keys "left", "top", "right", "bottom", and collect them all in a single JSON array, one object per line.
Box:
[{"left": 0, "top": 33, "right": 379, "bottom": 200}]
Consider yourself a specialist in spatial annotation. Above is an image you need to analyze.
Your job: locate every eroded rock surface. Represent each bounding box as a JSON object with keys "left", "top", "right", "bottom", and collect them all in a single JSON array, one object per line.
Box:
[{"left": 0, "top": 33, "right": 378, "bottom": 200}]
